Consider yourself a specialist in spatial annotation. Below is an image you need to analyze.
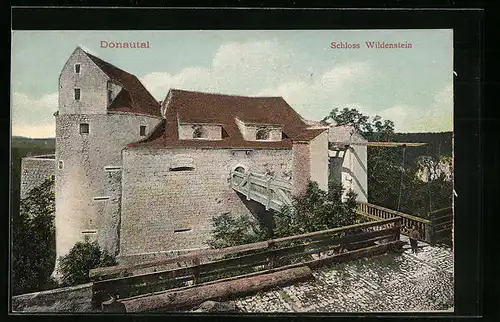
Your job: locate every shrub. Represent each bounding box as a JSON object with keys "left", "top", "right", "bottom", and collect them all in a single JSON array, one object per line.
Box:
[
  {"left": 206, "top": 213, "right": 268, "bottom": 249},
  {"left": 57, "top": 237, "right": 117, "bottom": 287},
  {"left": 12, "top": 178, "right": 56, "bottom": 295}
]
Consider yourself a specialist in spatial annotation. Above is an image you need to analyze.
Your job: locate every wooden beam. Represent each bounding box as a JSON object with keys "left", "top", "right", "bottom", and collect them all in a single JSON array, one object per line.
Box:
[{"left": 329, "top": 141, "right": 427, "bottom": 147}]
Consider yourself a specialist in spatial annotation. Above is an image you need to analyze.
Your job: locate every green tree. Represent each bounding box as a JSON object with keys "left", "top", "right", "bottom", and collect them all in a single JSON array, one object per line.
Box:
[
  {"left": 57, "top": 238, "right": 117, "bottom": 287},
  {"left": 12, "top": 178, "right": 57, "bottom": 295},
  {"left": 207, "top": 182, "right": 359, "bottom": 248},
  {"left": 274, "top": 182, "right": 358, "bottom": 238},
  {"left": 322, "top": 107, "right": 452, "bottom": 215},
  {"left": 206, "top": 213, "right": 268, "bottom": 249}
]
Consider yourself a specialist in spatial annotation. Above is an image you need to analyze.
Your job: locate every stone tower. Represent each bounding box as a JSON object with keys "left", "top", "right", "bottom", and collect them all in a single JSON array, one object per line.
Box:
[{"left": 55, "top": 47, "right": 162, "bottom": 264}]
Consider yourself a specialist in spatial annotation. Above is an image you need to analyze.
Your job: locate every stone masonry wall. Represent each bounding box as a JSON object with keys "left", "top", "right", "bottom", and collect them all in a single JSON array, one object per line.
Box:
[
  {"left": 309, "top": 131, "right": 329, "bottom": 192},
  {"left": 291, "top": 142, "right": 311, "bottom": 196},
  {"left": 20, "top": 156, "right": 56, "bottom": 200},
  {"left": 58, "top": 47, "right": 109, "bottom": 115},
  {"left": 119, "top": 147, "right": 292, "bottom": 257},
  {"left": 55, "top": 113, "right": 162, "bottom": 261},
  {"left": 328, "top": 126, "right": 368, "bottom": 202}
]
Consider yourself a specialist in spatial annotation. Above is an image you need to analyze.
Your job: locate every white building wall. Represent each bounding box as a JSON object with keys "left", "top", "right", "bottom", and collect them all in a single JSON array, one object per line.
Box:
[
  {"left": 309, "top": 131, "right": 329, "bottom": 192},
  {"left": 328, "top": 125, "right": 368, "bottom": 202},
  {"left": 58, "top": 47, "right": 109, "bottom": 115},
  {"left": 55, "top": 113, "right": 162, "bottom": 262}
]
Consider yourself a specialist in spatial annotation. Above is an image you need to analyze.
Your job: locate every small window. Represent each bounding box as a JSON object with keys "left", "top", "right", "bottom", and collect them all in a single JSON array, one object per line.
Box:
[
  {"left": 140, "top": 125, "right": 146, "bottom": 136},
  {"left": 169, "top": 166, "right": 195, "bottom": 172},
  {"left": 58, "top": 160, "right": 64, "bottom": 170},
  {"left": 75, "top": 64, "right": 81, "bottom": 74},
  {"left": 74, "top": 88, "right": 81, "bottom": 101},
  {"left": 51, "top": 175, "right": 55, "bottom": 181},
  {"left": 173, "top": 228, "right": 192, "bottom": 233},
  {"left": 192, "top": 125, "right": 204, "bottom": 139},
  {"left": 108, "top": 89, "right": 113, "bottom": 103},
  {"left": 256, "top": 127, "right": 270, "bottom": 140},
  {"left": 80, "top": 123, "right": 89, "bottom": 134}
]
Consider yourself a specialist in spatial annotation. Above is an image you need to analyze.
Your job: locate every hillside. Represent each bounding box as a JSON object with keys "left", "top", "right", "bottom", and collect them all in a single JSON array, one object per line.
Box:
[{"left": 11, "top": 136, "right": 56, "bottom": 218}]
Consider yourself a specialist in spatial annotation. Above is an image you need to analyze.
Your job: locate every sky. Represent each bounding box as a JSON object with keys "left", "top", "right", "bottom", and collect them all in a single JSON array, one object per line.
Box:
[{"left": 11, "top": 30, "right": 453, "bottom": 138}]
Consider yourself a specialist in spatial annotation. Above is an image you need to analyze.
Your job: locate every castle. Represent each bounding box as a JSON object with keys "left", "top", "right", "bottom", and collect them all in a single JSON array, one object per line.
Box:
[{"left": 20, "top": 47, "right": 368, "bottom": 265}]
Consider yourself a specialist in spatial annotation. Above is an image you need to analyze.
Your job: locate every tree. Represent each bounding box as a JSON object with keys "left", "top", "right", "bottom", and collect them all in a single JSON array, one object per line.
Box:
[
  {"left": 57, "top": 237, "right": 117, "bottom": 287},
  {"left": 322, "top": 107, "right": 453, "bottom": 216},
  {"left": 206, "top": 213, "right": 268, "bottom": 249},
  {"left": 207, "top": 182, "right": 359, "bottom": 249},
  {"left": 12, "top": 178, "right": 57, "bottom": 295},
  {"left": 273, "top": 182, "right": 358, "bottom": 238}
]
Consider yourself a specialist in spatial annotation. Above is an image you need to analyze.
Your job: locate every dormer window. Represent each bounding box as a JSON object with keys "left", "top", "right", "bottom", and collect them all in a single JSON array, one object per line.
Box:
[
  {"left": 192, "top": 125, "right": 205, "bottom": 139},
  {"left": 256, "top": 127, "right": 270, "bottom": 140},
  {"left": 75, "top": 64, "right": 81, "bottom": 74}
]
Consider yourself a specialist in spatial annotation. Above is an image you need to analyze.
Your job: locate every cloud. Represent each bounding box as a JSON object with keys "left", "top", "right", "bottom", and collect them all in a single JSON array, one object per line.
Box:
[
  {"left": 377, "top": 84, "right": 453, "bottom": 132},
  {"left": 12, "top": 92, "right": 58, "bottom": 125},
  {"left": 256, "top": 62, "right": 372, "bottom": 121},
  {"left": 140, "top": 40, "right": 298, "bottom": 99}
]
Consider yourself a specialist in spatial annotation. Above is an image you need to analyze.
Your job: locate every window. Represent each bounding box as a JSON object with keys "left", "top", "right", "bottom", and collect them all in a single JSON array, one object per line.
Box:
[
  {"left": 75, "top": 64, "right": 81, "bottom": 74},
  {"left": 58, "top": 160, "right": 64, "bottom": 170},
  {"left": 192, "top": 125, "right": 204, "bottom": 139},
  {"left": 256, "top": 127, "right": 270, "bottom": 140},
  {"left": 173, "top": 228, "right": 192, "bottom": 233},
  {"left": 74, "top": 88, "right": 81, "bottom": 101},
  {"left": 140, "top": 125, "right": 146, "bottom": 136},
  {"left": 108, "top": 89, "right": 113, "bottom": 104},
  {"left": 169, "top": 166, "right": 195, "bottom": 172},
  {"left": 80, "top": 123, "right": 89, "bottom": 134}
]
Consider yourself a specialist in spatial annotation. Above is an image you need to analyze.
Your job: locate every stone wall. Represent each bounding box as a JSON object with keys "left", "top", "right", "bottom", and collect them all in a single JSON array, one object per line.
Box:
[
  {"left": 291, "top": 142, "right": 311, "bottom": 196},
  {"left": 309, "top": 131, "right": 329, "bottom": 192},
  {"left": 59, "top": 47, "right": 108, "bottom": 115},
  {"left": 20, "top": 155, "right": 56, "bottom": 200},
  {"left": 55, "top": 112, "right": 162, "bottom": 261},
  {"left": 328, "top": 125, "right": 368, "bottom": 202},
  {"left": 11, "top": 283, "right": 93, "bottom": 313},
  {"left": 119, "top": 147, "right": 292, "bottom": 257}
]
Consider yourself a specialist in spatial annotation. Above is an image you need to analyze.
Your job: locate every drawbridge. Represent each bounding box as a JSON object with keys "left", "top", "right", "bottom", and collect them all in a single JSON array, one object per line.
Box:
[
  {"left": 230, "top": 170, "right": 293, "bottom": 212},
  {"left": 229, "top": 170, "right": 452, "bottom": 246}
]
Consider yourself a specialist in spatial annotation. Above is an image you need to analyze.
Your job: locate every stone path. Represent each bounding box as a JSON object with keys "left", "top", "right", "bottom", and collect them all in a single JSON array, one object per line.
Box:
[{"left": 231, "top": 243, "right": 454, "bottom": 313}]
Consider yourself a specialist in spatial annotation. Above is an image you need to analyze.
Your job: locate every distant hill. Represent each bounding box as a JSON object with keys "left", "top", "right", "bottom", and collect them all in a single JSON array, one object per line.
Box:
[
  {"left": 392, "top": 132, "right": 453, "bottom": 165},
  {"left": 11, "top": 136, "right": 55, "bottom": 151}
]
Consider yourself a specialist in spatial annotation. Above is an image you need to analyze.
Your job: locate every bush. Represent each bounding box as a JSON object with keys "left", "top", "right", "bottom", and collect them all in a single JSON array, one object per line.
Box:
[
  {"left": 207, "top": 182, "right": 359, "bottom": 248},
  {"left": 57, "top": 237, "right": 117, "bottom": 286},
  {"left": 273, "top": 182, "right": 358, "bottom": 238},
  {"left": 206, "top": 213, "right": 268, "bottom": 249},
  {"left": 12, "top": 178, "right": 56, "bottom": 295}
]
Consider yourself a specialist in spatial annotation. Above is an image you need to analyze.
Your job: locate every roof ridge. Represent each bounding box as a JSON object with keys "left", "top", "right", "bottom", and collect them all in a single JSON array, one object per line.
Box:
[
  {"left": 169, "top": 88, "right": 284, "bottom": 100},
  {"left": 83, "top": 51, "right": 134, "bottom": 79}
]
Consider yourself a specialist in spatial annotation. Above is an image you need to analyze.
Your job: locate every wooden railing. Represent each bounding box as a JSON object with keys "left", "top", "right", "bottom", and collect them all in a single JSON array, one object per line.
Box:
[
  {"left": 356, "top": 202, "right": 432, "bottom": 243},
  {"left": 90, "top": 217, "right": 403, "bottom": 309},
  {"left": 230, "top": 170, "right": 293, "bottom": 211},
  {"left": 429, "top": 206, "right": 453, "bottom": 245}
]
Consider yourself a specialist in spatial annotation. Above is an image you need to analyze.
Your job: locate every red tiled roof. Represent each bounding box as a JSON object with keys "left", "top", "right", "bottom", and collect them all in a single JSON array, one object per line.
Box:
[
  {"left": 134, "top": 89, "right": 325, "bottom": 149},
  {"left": 85, "top": 51, "right": 161, "bottom": 117}
]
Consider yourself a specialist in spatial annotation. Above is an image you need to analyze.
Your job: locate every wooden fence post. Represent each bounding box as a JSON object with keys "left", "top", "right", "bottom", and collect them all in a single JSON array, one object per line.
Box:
[
  {"left": 192, "top": 257, "right": 200, "bottom": 285},
  {"left": 425, "top": 221, "right": 434, "bottom": 245},
  {"left": 394, "top": 218, "right": 401, "bottom": 241},
  {"left": 267, "top": 241, "right": 276, "bottom": 269}
]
